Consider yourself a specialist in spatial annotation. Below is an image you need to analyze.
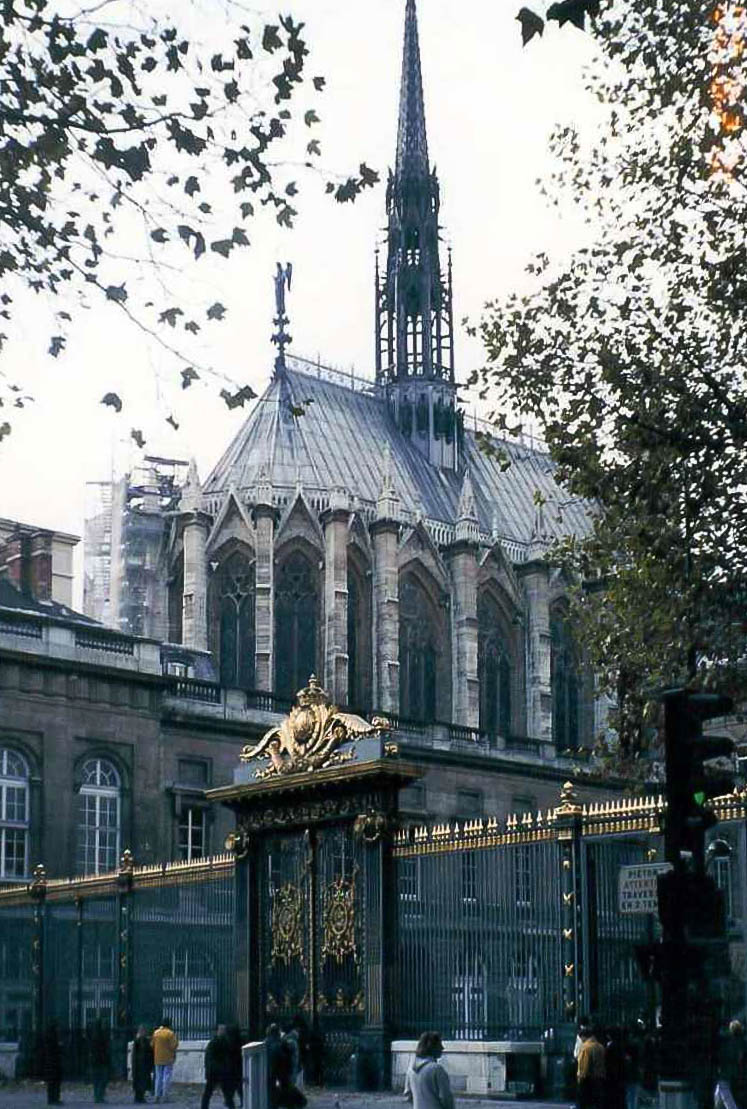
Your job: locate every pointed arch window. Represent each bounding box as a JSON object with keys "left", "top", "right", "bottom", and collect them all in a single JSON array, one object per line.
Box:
[
  {"left": 347, "top": 560, "right": 372, "bottom": 713},
  {"left": 275, "top": 551, "right": 318, "bottom": 699},
  {"left": 168, "top": 555, "right": 184, "bottom": 645},
  {"left": 399, "top": 576, "right": 437, "bottom": 723},
  {"left": 0, "top": 749, "right": 29, "bottom": 880},
  {"left": 551, "top": 605, "right": 580, "bottom": 752},
  {"left": 77, "top": 758, "right": 121, "bottom": 876},
  {"left": 478, "top": 594, "right": 512, "bottom": 740},
  {"left": 216, "top": 552, "right": 255, "bottom": 689}
]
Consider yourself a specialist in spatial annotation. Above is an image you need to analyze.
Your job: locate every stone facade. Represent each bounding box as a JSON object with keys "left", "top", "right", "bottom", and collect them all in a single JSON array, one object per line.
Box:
[{"left": 0, "top": 581, "right": 615, "bottom": 883}]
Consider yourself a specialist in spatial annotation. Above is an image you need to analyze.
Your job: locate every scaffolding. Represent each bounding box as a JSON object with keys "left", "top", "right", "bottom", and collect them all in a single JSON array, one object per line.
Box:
[{"left": 84, "top": 458, "right": 188, "bottom": 637}]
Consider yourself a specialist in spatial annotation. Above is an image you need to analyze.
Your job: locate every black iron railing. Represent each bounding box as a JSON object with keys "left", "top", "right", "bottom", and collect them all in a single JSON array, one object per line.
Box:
[
  {"left": 0, "top": 612, "right": 43, "bottom": 639},
  {"left": 75, "top": 628, "right": 135, "bottom": 655},
  {"left": 170, "top": 677, "right": 221, "bottom": 704},
  {"left": 245, "top": 689, "right": 293, "bottom": 713}
]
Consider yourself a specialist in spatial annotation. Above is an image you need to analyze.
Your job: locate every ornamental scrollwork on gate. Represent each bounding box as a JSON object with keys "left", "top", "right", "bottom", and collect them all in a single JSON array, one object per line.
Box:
[
  {"left": 239, "top": 674, "right": 388, "bottom": 778},
  {"left": 321, "top": 875, "right": 359, "bottom": 965},
  {"left": 270, "top": 883, "right": 306, "bottom": 968}
]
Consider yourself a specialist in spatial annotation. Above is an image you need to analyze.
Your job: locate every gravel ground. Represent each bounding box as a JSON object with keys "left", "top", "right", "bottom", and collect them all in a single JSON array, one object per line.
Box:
[{"left": 0, "top": 1081, "right": 574, "bottom": 1109}]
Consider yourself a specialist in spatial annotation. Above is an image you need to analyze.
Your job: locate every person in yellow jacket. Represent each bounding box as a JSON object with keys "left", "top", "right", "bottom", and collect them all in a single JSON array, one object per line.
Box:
[
  {"left": 151, "top": 1019, "right": 179, "bottom": 1103},
  {"left": 577, "top": 1026, "right": 606, "bottom": 1109}
]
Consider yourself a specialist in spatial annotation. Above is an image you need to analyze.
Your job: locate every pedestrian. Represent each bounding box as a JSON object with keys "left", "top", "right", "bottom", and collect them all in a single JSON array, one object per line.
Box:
[
  {"left": 716, "top": 1019, "right": 747, "bottom": 1109},
  {"left": 574, "top": 1017, "right": 591, "bottom": 1064},
  {"left": 605, "top": 1027, "right": 625, "bottom": 1109},
  {"left": 132, "top": 1024, "right": 154, "bottom": 1104},
  {"left": 201, "top": 1024, "right": 234, "bottom": 1109},
  {"left": 89, "top": 1018, "right": 111, "bottom": 1104},
  {"left": 151, "top": 1017, "right": 179, "bottom": 1103},
  {"left": 403, "top": 1031, "right": 454, "bottom": 1109},
  {"left": 266, "top": 1024, "right": 306, "bottom": 1109},
  {"left": 283, "top": 1024, "right": 302, "bottom": 1090},
  {"left": 576, "top": 1025, "right": 606, "bottom": 1109},
  {"left": 42, "top": 1021, "right": 63, "bottom": 1106},
  {"left": 622, "top": 1026, "right": 641, "bottom": 1109},
  {"left": 225, "top": 1025, "right": 243, "bottom": 1108}
]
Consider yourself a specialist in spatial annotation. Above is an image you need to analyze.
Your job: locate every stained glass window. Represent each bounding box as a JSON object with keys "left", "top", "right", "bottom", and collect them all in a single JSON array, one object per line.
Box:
[
  {"left": 275, "top": 551, "right": 318, "bottom": 699},
  {"left": 551, "top": 605, "right": 580, "bottom": 752},
  {"left": 478, "top": 593, "right": 512, "bottom": 739},
  {"left": 216, "top": 553, "right": 255, "bottom": 689},
  {"left": 399, "top": 576, "right": 437, "bottom": 722}
]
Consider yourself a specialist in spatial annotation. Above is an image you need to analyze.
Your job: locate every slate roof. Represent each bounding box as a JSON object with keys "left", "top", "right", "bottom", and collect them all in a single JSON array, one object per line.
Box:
[
  {"left": 203, "top": 360, "right": 592, "bottom": 555},
  {"left": 0, "top": 577, "right": 98, "bottom": 626}
]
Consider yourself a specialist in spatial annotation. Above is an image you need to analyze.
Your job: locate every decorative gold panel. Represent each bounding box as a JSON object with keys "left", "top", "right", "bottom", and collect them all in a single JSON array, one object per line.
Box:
[
  {"left": 271, "top": 883, "right": 306, "bottom": 968},
  {"left": 321, "top": 875, "right": 358, "bottom": 965}
]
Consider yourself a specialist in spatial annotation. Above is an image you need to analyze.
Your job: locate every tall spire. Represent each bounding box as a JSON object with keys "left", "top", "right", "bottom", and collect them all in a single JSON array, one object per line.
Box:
[
  {"left": 375, "top": 0, "right": 458, "bottom": 472},
  {"left": 396, "top": 0, "right": 429, "bottom": 183}
]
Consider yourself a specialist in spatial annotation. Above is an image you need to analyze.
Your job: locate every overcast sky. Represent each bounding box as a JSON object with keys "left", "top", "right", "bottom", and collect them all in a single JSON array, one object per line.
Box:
[{"left": 0, "top": 0, "right": 597, "bottom": 585}]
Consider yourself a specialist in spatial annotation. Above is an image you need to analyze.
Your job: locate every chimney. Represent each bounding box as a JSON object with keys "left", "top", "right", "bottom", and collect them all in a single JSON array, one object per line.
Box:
[
  {"left": 30, "top": 531, "right": 53, "bottom": 600},
  {"left": 2, "top": 528, "right": 52, "bottom": 599},
  {"left": 3, "top": 530, "right": 30, "bottom": 594}
]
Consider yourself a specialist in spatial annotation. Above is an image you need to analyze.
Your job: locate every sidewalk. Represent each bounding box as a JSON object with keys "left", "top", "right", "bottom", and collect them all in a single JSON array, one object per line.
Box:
[{"left": 0, "top": 1082, "right": 573, "bottom": 1109}]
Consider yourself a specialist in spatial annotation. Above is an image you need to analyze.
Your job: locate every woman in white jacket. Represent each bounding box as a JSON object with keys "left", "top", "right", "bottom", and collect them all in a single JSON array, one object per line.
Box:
[{"left": 404, "top": 1033, "right": 455, "bottom": 1109}]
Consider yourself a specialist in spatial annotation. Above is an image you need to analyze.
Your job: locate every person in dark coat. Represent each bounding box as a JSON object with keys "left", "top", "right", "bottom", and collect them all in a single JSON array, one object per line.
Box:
[
  {"left": 132, "top": 1025, "right": 154, "bottom": 1104},
  {"left": 89, "top": 1018, "right": 111, "bottom": 1104},
  {"left": 201, "top": 1024, "right": 235, "bottom": 1109},
  {"left": 42, "top": 1021, "right": 63, "bottom": 1106},
  {"left": 605, "top": 1028, "right": 626, "bottom": 1109},
  {"left": 266, "top": 1024, "right": 306, "bottom": 1109},
  {"left": 225, "top": 1025, "right": 243, "bottom": 1109}
]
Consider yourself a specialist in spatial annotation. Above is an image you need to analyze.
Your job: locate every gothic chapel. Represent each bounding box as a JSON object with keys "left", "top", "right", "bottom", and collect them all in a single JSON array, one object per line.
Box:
[{"left": 165, "top": 0, "right": 600, "bottom": 810}]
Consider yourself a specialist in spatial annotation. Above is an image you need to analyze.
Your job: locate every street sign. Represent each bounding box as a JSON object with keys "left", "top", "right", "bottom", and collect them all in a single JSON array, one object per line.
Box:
[{"left": 619, "top": 862, "right": 673, "bottom": 914}]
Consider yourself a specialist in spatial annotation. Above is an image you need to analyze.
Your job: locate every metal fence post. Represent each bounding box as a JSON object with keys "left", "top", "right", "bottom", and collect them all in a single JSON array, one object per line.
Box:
[
  {"left": 29, "top": 863, "right": 47, "bottom": 1077},
  {"left": 354, "top": 809, "right": 396, "bottom": 1091},
  {"left": 115, "top": 849, "right": 134, "bottom": 1078},
  {"left": 554, "top": 783, "right": 584, "bottom": 1032}
]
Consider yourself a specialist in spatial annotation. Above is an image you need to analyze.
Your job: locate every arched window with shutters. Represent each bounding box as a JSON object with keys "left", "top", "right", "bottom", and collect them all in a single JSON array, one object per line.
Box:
[
  {"left": 275, "top": 550, "right": 318, "bottom": 699},
  {"left": 0, "top": 749, "right": 30, "bottom": 880},
  {"left": 477, "top": 593, "right": 513, "bottom": 740},
  {"left": 77, "top": 758, "right": 121, "bottom": 875},
  {"left": 399, "top": 575, "right": 442, "bottom": 723},
  {"left": 551, "top": 604, "right": 580, "bottom": 752},
  {"left": 214, "top": 552, "right": 255, "bottom": 689}
]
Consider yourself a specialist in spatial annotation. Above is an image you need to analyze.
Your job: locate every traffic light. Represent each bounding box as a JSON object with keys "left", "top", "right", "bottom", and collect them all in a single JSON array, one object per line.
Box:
[{"left": 661, "top": 689, "right": 735, "bottom": 869}]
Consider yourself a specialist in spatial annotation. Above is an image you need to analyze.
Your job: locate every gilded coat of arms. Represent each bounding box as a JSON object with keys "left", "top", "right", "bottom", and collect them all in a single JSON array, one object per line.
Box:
[{"left": 240, "top": 675, "right": 387, "bottom": 778}]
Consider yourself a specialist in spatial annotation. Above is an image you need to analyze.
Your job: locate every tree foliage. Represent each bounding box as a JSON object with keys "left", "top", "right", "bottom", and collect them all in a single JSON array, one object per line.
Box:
[
  {"left": 478, "top": 0, "right": 747, "bottom": 753},
  {"left": 0, "top": 0, "right": 378, "bottom": 427}
]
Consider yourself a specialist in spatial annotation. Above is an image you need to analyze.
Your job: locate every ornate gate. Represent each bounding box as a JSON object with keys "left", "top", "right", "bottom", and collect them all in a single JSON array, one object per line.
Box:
[
  {"left": 214, "top": 677, "right": 420, "bottom": 1088},
  {"left": 259, "top": 826, "right": 365, "bottom": 1084}
]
